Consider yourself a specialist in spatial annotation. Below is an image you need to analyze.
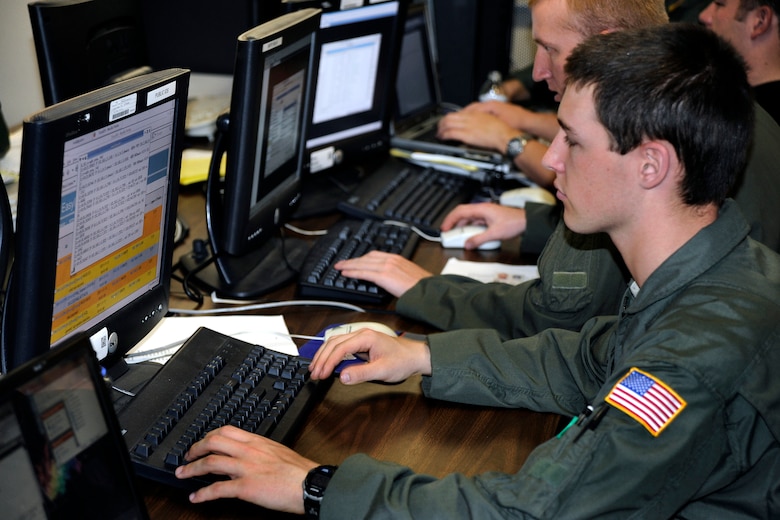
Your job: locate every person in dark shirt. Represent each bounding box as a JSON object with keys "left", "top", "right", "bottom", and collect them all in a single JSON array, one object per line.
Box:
[{"left": 699, "top": 0, "right": 780, "bottom": 123}]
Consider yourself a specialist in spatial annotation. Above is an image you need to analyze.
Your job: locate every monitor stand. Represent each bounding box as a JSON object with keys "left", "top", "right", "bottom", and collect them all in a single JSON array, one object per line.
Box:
[
  {"left": 293, "top": 164, "right": 370, "bottom": 219},
  {"left": 179, "top": 236, "right": 310, "bottom": 300}
]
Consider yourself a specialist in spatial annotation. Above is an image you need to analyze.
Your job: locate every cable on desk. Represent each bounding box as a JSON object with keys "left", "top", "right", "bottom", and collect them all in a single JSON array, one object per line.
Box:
[
  {"left": 112, "top": 385, "right": 136, "bottom": 397},
  {"left": 276, "top": 226, "right": 303, "bottom": 277},
  {"left": 171, "top": 254, "right": 211, "bottom": 306},
  {"left": 284, "top": 222, "right": 328, "bottom": 236},
  {"left": 381, "top": 219, "right": 441, "bottom": 243},
  {"left": 169, "top": 298, "right": 366, "bottom": 316}
]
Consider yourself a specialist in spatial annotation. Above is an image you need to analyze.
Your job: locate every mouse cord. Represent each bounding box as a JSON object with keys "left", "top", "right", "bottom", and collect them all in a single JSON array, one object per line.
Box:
[
  {"left": 169, "top": 298, "right": 366, "bottom": 316},
  {"left": 381, "top": 219, "right": 441, "bottom": 243}
]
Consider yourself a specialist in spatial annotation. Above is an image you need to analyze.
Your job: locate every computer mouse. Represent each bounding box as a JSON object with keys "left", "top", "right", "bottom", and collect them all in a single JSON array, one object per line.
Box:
[
  {"left": 323, "top": 321, "right": 398, "bottom": 341},
  {"left": 440, "top": 225, "right": 501, "bottom": 250},
  {"left": 499, "top": 187, "right": 556, "bottom": 208}
]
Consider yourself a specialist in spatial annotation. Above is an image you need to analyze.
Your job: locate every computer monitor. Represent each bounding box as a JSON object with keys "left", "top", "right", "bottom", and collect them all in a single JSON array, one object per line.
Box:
[
  {"left": 140, "top": 0, "right": 284, "bottom": 75},
  {"left": 29, "top": 0, "right": 153, "bottom": 107},
  {"left": 0, "top": 69, "right": 190, "bottom": 378},
  {"left": 0, "top": 335, "right": 149, "bottom": 519},
  {"left": 292, "top": 1, "right": 406, "bottom": 215},
  {"left": 178, "top": 8, "right": 321, "bottom": 300}
]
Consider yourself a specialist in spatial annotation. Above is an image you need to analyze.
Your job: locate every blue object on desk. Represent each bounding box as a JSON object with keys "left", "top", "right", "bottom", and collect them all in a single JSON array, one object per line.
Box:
[{"left": 298, "top": 326, "right": 367, "bottom": 374}]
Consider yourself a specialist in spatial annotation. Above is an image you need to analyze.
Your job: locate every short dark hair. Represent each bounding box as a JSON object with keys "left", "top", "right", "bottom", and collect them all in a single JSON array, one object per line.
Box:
[
  {"left": 564, "top": 23, "right": 754, "bottom": 206},
  {"left": 738, "top": 0, "right": 780, "bottom": 18}
]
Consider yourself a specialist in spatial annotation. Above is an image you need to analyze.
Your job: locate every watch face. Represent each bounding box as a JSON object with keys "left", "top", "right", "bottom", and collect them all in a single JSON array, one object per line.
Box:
[
  {"left": 308, "top": 473, "right": 330, "bottom": 494},
  {"left": 305, "top": 465, "right": 337, "bottom": 499},
  {"left": 508, "top": 137, "right": 525, "bottom": 158}
]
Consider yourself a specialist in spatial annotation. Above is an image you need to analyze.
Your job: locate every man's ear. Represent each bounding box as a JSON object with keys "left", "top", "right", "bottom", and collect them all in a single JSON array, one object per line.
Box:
[
  {"left": 751, "top": 6, "right": 774, "bottom": 39},
  {"left": 637, "top": 140, "right": 675, "bottom": 190}
]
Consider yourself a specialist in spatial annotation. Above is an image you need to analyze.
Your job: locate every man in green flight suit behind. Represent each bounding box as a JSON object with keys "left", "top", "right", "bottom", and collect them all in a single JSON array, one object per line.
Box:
[{"left": 175, "top": 23, "right": 780, "bottom": 519}]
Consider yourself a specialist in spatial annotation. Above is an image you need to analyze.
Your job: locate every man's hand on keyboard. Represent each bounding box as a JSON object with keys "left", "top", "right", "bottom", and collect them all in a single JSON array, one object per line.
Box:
[
  {"left": 176, "top": 425, "right": 316, "bottom": 514},
  {"left": 334, "top": 251, "right": 432, "bottom": 297},
  {"left": 441, "top": 203, "right": 528, "bottom": 250},
  {"left": 309, "top": 328, "right": 432, "bottom": 386}
]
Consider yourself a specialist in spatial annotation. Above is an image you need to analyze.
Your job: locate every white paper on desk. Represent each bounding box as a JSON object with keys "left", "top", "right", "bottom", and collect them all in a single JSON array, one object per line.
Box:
[
  {"left": 125, "top": 315, "right": 298, "bottom": 364},
  {"left": 0, "top": 127, "right": 23, "bottom": 184},
  {"left": 440, "top": 257, "right": 539, "bottom": 285}
]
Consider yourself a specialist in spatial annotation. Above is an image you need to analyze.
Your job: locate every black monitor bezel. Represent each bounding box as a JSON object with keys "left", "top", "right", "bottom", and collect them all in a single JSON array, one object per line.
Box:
[
  {"left": 28, "top": 0, "right": 152, "bottom": 107},
  {"left": 141, "top": 0, "right": 284, "bottom": 76},
  {"left": 0, "top": 334, "right": 150, "bottom": 519},
  {"left": 301, "top": 1, "right": 405, "bottom": 177},
  {"left": 217, "top": 8, "right": 320, "bottom": 257},
  {"left": 0, "top": 69, "right": 189, "bottom": 376}
]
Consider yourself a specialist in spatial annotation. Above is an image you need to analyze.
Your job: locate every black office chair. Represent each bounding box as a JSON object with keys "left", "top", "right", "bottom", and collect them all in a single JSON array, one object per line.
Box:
[{"left": 28, "top": 0, "right": 152, "bottom": 106}]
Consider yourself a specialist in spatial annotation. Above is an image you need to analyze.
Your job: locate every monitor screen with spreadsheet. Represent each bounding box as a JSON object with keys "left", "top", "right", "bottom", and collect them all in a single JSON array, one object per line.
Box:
[{"left": 0, "top": 69, "right": 189, "bottom": 377}]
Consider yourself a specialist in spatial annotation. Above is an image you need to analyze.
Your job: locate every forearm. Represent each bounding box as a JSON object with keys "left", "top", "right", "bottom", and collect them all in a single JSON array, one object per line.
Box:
[
  {"left": 517, "top": 111, "right": 559, "bottom": 143},
  {"left": 421, "top": 325, "right": 612, "bottom": 414}
]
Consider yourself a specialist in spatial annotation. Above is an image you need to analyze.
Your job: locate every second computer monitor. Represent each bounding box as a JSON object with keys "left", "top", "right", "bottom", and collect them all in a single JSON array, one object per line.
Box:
[
  {"left": 180, "top": 8, "right": 321, "bottom": 299},
  {"left": 303, "top": 1, "right": 404, "bottom": 176}
]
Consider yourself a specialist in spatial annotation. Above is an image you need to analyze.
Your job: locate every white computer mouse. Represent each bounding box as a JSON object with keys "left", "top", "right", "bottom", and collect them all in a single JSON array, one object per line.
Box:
[
  {"left": 323, "top": 321, "right": 398, "bottom": 341},
  {"left": 440, "top": 225, "right": 501, "bottom": 250},
  {"left": 499, "top": 187, "right": 556, "bottom": 208}
]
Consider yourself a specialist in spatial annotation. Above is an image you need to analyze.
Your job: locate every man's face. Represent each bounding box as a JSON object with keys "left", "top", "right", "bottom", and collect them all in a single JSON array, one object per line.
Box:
[
  {"left": 543, "top": 84, "right": 639, "bottom": 236},
  {"left": 699, "top": 0, "right": 751, "bottom": 56},
  {"left": 531, "top": 0, "right": 586, "bottom": 101}
]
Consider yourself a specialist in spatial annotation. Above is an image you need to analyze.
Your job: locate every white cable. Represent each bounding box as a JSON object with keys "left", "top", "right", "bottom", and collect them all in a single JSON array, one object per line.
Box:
[
  {"left": 112, "top": 386, "right": 136, "bottom": 397},
  {"left": 381, "top": 219, "right": 441, "bottom": 243},
  {"left": 284, "top": 223, "right": 328, "bottom": 236},
  {"left": 169, "top": 298, "right": 366, "bottom": 315}
]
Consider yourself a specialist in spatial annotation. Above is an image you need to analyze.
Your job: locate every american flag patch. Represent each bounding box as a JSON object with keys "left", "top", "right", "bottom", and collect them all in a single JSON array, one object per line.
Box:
[{"left": 606, "top": 368, "right": 686, "bottom": 437}]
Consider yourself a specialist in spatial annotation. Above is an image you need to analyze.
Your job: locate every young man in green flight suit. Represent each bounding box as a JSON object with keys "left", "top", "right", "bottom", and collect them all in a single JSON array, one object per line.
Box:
[
  {"left": 333, "top": 0, "right": 780, "bottom": 341},
  {"left": 176, "top": 24, "right": 780, "bottom": 518}
]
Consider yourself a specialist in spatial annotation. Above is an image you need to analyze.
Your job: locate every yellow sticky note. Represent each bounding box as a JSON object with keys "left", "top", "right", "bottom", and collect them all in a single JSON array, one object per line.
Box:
[{"left": 179, "top": 149, "right": 226, "bottom": 185}]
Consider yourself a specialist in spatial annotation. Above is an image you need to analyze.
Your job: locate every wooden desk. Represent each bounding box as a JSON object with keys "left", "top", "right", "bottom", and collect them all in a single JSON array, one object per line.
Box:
[{"left": 140, "top": 187, "right": 562, "bottom": 519}]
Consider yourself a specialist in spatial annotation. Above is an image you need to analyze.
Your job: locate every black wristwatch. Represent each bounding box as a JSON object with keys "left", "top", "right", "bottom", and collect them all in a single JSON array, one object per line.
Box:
[
  {"left": 506, "top": 135, "right": 528, "bottom": 161},
  {"left": 303, "top": 465, "right": 338, "bottom": 519}
]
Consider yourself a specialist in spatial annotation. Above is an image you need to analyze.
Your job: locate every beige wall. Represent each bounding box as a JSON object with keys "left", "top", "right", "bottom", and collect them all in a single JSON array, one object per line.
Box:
[{"left": 0, "top": 0, "right": 45, "bottom": 128}]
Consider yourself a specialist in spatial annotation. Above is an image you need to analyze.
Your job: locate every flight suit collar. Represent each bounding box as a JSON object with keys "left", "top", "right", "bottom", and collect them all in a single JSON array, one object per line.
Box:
[{"left": 626, "top": 199, "right": 749, "bottom": 314}]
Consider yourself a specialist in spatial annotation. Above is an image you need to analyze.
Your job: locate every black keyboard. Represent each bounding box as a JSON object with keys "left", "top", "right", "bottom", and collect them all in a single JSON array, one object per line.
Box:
[
  {"left": 337, "top": 159, "right": 482, "bottom": 236},
  {"left": 298, "top": 218, "right": 419, "bottom": 304},
  {"left": 117, "top": 327, "right": 329, "bottom": 489}
]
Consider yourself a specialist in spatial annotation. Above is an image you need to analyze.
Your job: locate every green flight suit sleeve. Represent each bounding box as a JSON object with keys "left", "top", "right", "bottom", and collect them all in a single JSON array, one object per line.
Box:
[
  {"left": 320, "top": 311, "right": 779, "bottom": 519},
  {"left": 397, "top": 222, "right": 628, "bottom": 338},
  {"left": 520, "top": 202, "right": 562, "bottom": 254}
]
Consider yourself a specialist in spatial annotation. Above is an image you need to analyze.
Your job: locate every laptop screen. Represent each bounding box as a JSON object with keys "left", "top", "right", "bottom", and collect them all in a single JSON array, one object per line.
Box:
[
  {"left": 394, "top": 5, "right": 440, "bottom": 128},
  {"left": 0, "top": 338, "right": 148, "bottom": 520}
]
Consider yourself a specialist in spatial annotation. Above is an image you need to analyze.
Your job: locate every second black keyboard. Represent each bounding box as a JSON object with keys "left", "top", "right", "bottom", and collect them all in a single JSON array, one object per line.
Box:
[
  {"left": 337, "top": 159, "right": 482, "bottom": 236},
  {"left": 297, "top": 218, "right": 419, "bottom": 304}
]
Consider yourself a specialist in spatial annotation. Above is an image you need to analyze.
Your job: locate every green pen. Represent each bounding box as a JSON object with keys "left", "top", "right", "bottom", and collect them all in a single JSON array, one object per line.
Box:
[{"left": 557, "top": 405, "right": 593, "bottom": 438}]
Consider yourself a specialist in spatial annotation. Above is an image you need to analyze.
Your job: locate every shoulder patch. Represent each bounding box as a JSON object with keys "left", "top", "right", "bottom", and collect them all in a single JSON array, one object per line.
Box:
[{"left": 605, "top": 368, "right": 686, "bottom": 437}]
